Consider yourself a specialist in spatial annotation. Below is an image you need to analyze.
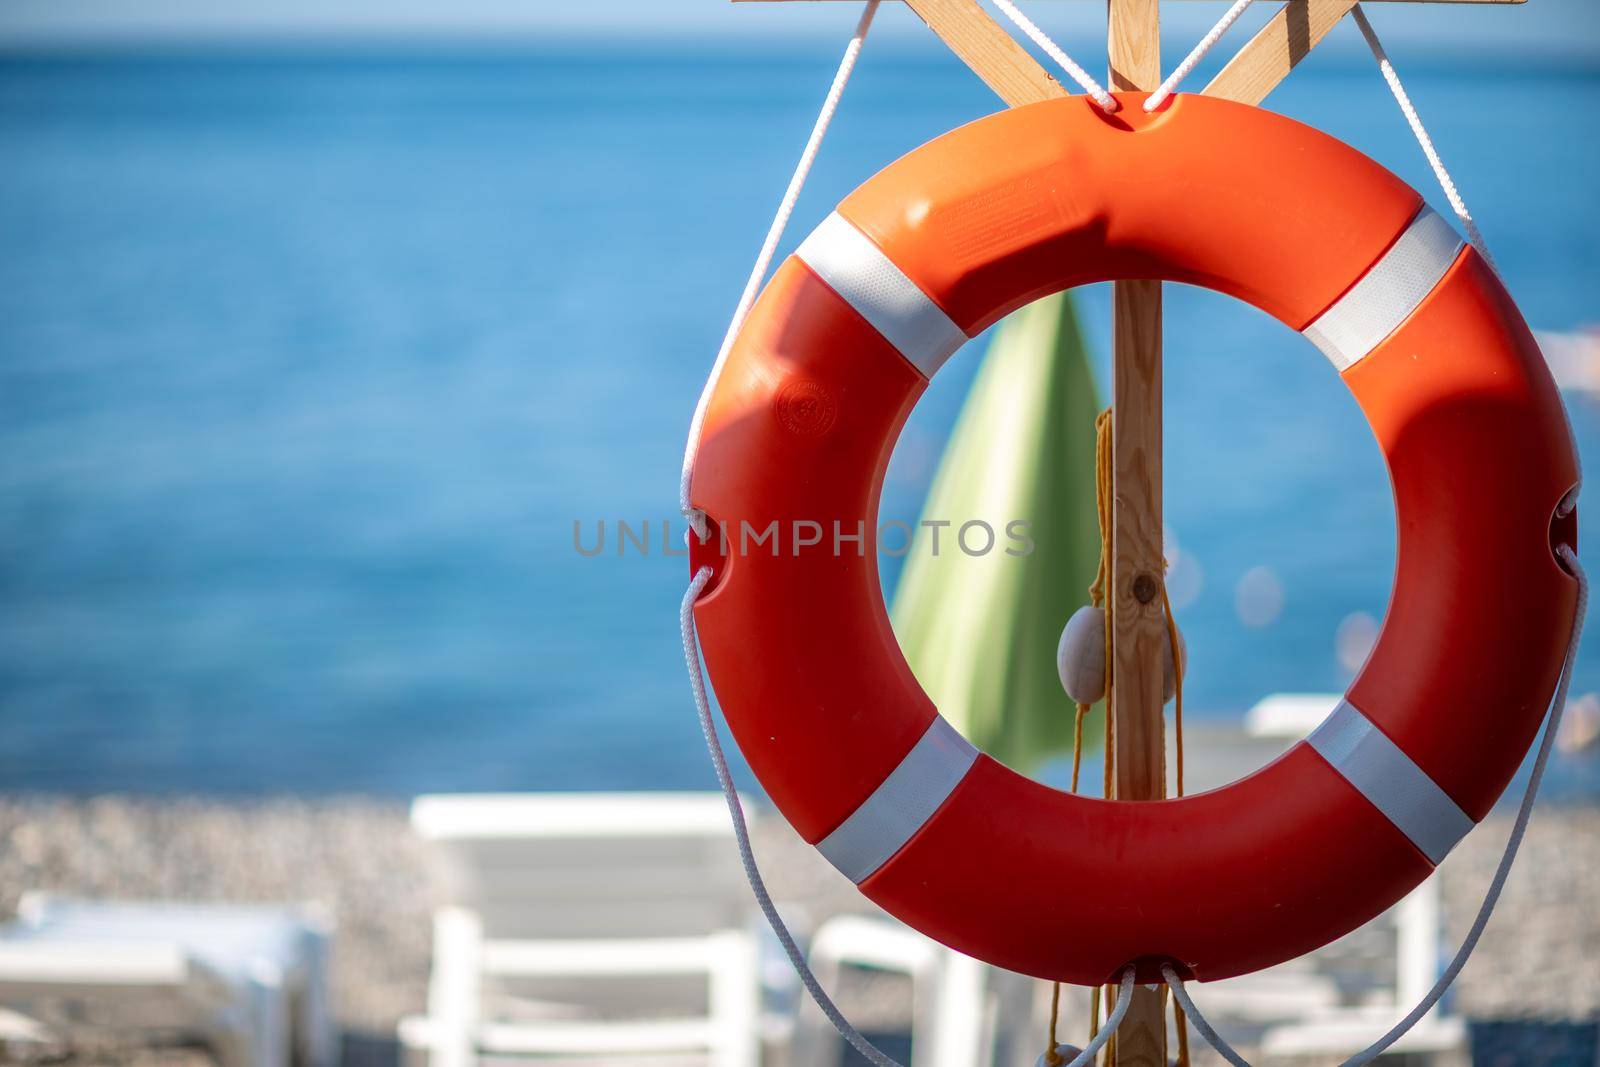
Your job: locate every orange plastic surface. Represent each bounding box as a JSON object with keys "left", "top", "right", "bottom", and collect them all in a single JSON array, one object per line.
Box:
[
  {"left": 1345, "top": 249, "right": 1578, "bottom": 820},
  {"left": 687, "top": 93, "right": 1577, "bottom": 983},
  {"left": 840, "top": 93, "right": 1421, "bottom": 334}
]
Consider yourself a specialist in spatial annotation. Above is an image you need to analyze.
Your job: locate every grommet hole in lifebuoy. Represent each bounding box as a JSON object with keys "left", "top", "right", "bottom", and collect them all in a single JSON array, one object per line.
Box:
[
  {"left": 686, "top": 514, "right": 729, "bottom": 598},
  {"left": 686, "top": 92, "right": 1579, "bottom": 986},
  {"left": 1552, "top": 489, "right": 1580, "bottom": 576}
]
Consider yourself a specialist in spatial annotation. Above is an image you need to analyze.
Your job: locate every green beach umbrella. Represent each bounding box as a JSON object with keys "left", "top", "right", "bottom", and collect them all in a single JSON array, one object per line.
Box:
[{"left": 890, "top": 291, "right": 1103, "bottom": 774}]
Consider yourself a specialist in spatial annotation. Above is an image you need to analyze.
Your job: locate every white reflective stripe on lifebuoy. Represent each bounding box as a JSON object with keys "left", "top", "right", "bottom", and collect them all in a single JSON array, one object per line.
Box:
[
  {"left": 816, "top": 715, "right": 979, "bottom": 883},
  {"left": 1303, "top": 207, "right": 1465, "bottom": 373},
  {"left": 1307, "top": 699, "right": 1474, "bottom": 864},
  {"left": 795, "top": 212, "right": 968, "bottom": 378}
]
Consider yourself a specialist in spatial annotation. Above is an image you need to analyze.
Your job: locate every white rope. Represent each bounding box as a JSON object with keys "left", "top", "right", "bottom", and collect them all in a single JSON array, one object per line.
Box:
[
  {"left": 679, "top": 1, "right": 880, "bottom": 539},
  {"left": 682, "top": 565, "right": 1137, "bottom": 1067},
  {"left": 1163, "top": 967, "right": 1252, "bottom": 1067},
  {"left": 1081, "top": 970, "right": 1138, "bottom": 1067},
  {"left": 988, "top": 0, "right": 1118, "bottom": 112},
  {"left": 1166, "top": 536, "right": 1588, "bottom": 1067},
  {"left": 1352, "top": 4, "right": 1496, "bottom": 274},
  {"left": 1144, "top": 0, "right": 1256, "bottom": 111},
  {"left": 1041, "top": 968, "right": 1139, "bottom": 1067}
]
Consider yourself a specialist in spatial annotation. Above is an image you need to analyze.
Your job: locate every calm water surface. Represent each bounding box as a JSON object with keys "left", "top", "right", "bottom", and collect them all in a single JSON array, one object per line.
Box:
[{"left": 1, "top": 47, "right": 1597, "bottom": 795}]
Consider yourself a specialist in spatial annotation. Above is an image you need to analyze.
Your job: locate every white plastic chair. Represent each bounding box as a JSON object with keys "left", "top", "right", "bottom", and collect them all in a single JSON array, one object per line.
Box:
[
  {"left": 0, "top": 893, "right": 334, "bottom": 1067},
  {"left": 398, "top": 792, "right": 760, "bottom": 1067}
]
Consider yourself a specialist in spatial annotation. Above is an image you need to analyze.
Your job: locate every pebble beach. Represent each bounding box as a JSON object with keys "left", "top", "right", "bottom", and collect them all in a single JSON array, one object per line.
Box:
[{"left": 1, "top": 796, "right": 1597, "bottom": 1064}]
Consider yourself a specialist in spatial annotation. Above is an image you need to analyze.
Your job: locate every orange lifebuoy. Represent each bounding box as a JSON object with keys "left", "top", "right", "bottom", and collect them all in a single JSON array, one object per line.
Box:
[{"left": 686, "top": 93, "right": 1578, "bottom": 985}]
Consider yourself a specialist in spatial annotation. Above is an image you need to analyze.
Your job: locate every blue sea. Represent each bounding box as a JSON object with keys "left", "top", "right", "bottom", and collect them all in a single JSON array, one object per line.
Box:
[{"left": 1, "top": 44, "right": 1597, "bottom": 796}]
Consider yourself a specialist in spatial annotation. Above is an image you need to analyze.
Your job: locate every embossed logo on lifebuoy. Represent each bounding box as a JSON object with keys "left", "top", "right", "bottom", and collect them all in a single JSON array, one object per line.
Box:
[
  {"left": 931, "top": 173, "right": 1073, "bottom": 266},
  {"left": 775, "top": 379, "right": 838, "bottom": 437}
]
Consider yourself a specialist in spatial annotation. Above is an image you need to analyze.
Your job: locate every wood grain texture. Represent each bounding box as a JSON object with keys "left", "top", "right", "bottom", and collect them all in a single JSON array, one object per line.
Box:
[
  {"left": 1202, "top": 0, "right": 1359, "bottom": 105},
  {"left": 1107, "top": 0, "right": 1161, "bottom": 91},
  {"left": 1108, "top": 1, "right": 1166, "bottom": 1062},
  {"left": 1108, "top": 281, "right": 1169, "bottom": 1067},
  {"left": 1108, "top": 283, "right": 1166, "bottom": 813},
  {"left": 903, "top": 0, "right": 1068, "bottom": 106}
]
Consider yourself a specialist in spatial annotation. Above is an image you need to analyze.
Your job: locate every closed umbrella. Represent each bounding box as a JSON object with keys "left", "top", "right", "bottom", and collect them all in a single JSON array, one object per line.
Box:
[{"left": 890, "top": 291, "right": 1102, "bottom": 773}]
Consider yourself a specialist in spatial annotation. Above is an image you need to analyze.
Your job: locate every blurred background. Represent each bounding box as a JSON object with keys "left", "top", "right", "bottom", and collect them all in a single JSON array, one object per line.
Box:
[
  {"left": 1, "top": 2, "right": 1598, "bottom": 1065},
  {"left": 2, "top": 0, "right": 1599, "bottom": 795}
]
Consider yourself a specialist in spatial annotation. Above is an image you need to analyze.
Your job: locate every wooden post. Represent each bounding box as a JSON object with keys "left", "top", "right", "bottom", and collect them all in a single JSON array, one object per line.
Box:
[{"left": 1107, "top": 0, "right": 1167, "bottom": 1064}]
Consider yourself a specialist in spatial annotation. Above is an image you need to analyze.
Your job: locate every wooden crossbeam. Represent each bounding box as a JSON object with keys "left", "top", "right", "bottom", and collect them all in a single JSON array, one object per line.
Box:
[
  {"left": 902, "top": 0, "right": 1068, "bottom": 104},
  {"left": 1203, "top": 0, "right": 1361, "bottom": 104}
]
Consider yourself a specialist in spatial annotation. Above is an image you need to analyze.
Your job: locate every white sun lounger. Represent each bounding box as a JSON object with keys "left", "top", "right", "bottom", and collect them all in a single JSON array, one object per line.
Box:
[
  {"left": 1254, "top": 874, "right": 1467, "bottom": 1061},
  {"left": 1198, "top": 694, "right": 1468, "bottom": 1061},
  {"left": 398, "top": 792, "right": 760, "bottom": 1067},
  {"left": 0, "top": 893, "right": 334, "bottom": 1067},
  {"left": 792, "top": 914, "right": 1037, "bottom": 1067}
]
